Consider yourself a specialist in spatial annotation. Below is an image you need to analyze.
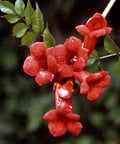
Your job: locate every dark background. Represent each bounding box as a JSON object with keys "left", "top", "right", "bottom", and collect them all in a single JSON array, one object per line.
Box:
[{"left": 0, "top": 0, "right": 120, "bottom": 144}]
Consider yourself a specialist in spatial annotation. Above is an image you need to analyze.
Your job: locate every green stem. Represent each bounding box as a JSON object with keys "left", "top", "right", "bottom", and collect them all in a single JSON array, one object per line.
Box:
[{"left": 102, "top": 0, "right": 116, "bottom": 17}]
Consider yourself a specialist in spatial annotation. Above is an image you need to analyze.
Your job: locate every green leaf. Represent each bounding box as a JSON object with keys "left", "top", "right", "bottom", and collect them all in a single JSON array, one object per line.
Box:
[
  {"left": 12, "top": 23, "right": 28, "bottom": 38},
  {"left": 86, "top": 49, "right": 99, "bottom": 67},
  {"left": 104, "top": 35, "right": 120, "bottom": 53},
  {"left": 0, "top": 1, "right": 15, "bottom": 14},
  {"left": 32, "top": 3, "right": 44, "bottom": 33},
  {"left": 25, "top": 0, "right": 34, "bottom": 25},
  {"left": 4, "top": 14, "right": 20, "bottom": 24},
  {"left": 43, "top": 25, "right": 56, "bottom": 47},
  {"left": 15, "top": 0, "right": 25, "bottom": 17},
  {"left": 21, "top": 31, "right": 37, "bottom": 47},
  {"left": 114, "top": 57, "right": 120, "bottom": 75}
]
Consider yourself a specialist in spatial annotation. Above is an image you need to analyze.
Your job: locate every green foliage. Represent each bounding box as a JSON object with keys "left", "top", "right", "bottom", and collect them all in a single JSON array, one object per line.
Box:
[
  {"left": 4, "top": 14, "right": 20, "bottom": 24},
  {"left": 32, "top": 3, "right": 44, "bottom": 33},
  {"left": 86, "top": 49, "right": 99, "bottom": 67},
  {"left": 15, "top": 0, "right": 25, "bottom": 17},
  {"left": 21, "top": 31, "right": 37, "bottom": 47},
  {"left": 104, "top": 35, "right": 120, "bottom": 53},
  {"left": 25, "top": 0, "right": 34, "bottom": 25},
  {"left": 114, "top": 57, "right": 120, "bottom": 75},
  {"left": 12, "top": 22, "right": 28, "bottom": 38},
  {"left": 43, "top": 25, "right": 56, "bottom": 47},
  {"left": 0, "top": 1, "right": 15, "bottom": 14},
  {"left": 0, "top": 0, "right": 56, "bottom": 47},
  {"left": 90, "top": 112, "right": 106, "bottom": 128}
]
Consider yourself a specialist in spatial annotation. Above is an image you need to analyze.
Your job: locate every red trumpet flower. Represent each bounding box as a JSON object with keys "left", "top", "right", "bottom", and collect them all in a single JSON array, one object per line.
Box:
[
  {"left": 47, "top": 36, "right": 88, "bottom": 78},
  {"left": 23, "top": 42, "right": 55, "bottom": 86},
  {"left": 73, "top": 70, "right": 111, "bottom": 101},
  {"left": 76, "top": 13, "right": 112, "bottom": 55},
  {"left": 43, "top": 109, "right": 83, "bottom": 137}
]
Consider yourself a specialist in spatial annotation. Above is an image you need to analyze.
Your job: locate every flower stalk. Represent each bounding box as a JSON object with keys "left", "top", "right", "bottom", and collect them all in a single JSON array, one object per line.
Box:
[
  {"left": 97, "top": 52, "right": 120, "bottom": 60},
  {"left": 102, "top": 0, "right": 116, "bottom": 18}
]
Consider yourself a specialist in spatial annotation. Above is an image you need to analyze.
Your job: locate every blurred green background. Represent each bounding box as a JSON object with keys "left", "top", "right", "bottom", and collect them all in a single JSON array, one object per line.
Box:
[{"left": 0, "top": 0, "right": 120, "bottom": 144}]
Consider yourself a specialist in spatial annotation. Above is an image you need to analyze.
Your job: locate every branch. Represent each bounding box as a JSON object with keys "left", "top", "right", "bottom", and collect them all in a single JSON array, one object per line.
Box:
[
  {"left": 102, "top": 0, "right": 116, "bottom": 17},
  {"left": 97, "top": 52, "right": 120, "bottom": 60}
]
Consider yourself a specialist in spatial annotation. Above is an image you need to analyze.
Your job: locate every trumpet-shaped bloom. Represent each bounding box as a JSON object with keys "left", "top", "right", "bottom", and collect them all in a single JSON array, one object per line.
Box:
[
  {"left": 43, "top": 109, "right": 83, "bottom": 137},
  {"left": 23, "top": 42, "right": 55, "bottom": 86},
  {"left": 76, "top": 13, "right": 112, "bottom": 55},
  {"left": 47, "top": 36, "right": 88, "bottom": 78},
  {"left": 73, "top": 70, "right": 111, "bottom": 101}
]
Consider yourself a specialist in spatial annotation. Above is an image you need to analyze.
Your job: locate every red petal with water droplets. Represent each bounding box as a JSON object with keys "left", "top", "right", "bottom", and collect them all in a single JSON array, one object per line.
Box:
[
  {"left": 80, "top": 81, "right": 90, "bottom": 95},
  {"left": 48, "top": 121, "right": 67, "bottom": 137},
  {"left": 90, "top": 27, "right": 112, "bottom": 37},
  {"left": 86, "top": 13, "right": 107, "bottom": 31},
  {"left": 78, "top": 47, "right": 89, "bottom": 61},
  {"left": 30, "top": 42, "right": 46, "bottom": 58},
  {"left": 87, "top": 87, "right": 103, "bottom": 101},
  {"left": 43, "top": 109, "right": 58, "bottom": 121},
  {"left": 55, "top": 83, "right": 73, "bottom": 114},
  {"left": 23, "top": 56, "right": 39, "bottom": 76},
  {"left": 64, "top": 36, "right": 82, "bottom": 52},
  {"left": 73, "top": 71, "right": 90, "bottom": 82},
  {"left": 46, "top": 45, "right": 66, "bottom": 64},
  {"left": 75, "top": 25, "right": 90, "bottom": 36},
  {"left": 72, "top": 57, "right": 85, "bottom": 71},
  {"left": 66, "top": 113, "right": 80, "bottom": 121},
  {"left": 35, "top": 71, "right": 54, "bottom": 86},
  {"left": 67, "top": 121, "right": 83, "bottom": 136},
  {"left": 97, "top": 75, "right": 111, "bottom": 88},
  {"left": 58, "top": 64, "right": 73, "bottom": 77},
  {"left": 47, "top": 55, "right": 57, "bottom": 73},
  {"left": 57, "top": 80, "right": 74, "bottom": 99}
]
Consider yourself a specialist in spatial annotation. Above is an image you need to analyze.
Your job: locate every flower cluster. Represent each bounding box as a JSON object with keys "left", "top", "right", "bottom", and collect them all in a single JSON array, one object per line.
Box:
[{"left": 23, "top": 13, "right": 112, "bottom": 137}]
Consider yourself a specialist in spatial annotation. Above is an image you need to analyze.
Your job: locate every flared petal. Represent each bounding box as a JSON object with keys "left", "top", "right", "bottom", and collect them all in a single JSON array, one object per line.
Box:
[
  {"left": 90, "top": 29, "right": 107, "bottom": 37},
  {"left": 48, "top": 121, "right": 67, "bottom": 137},
  {"left": 66, "top": 113, "right": 80, "bottom": 121},
  {"left": 90, "top": 27, "right": 112, "bottom": 37},
  {"left": 46, "top": 45, "right": 66, "bottom": 64},
  {"left": 87, "top": 87, "right": 103, "bottom": 101},
  {"left": 58, "top": 64, "right": 73, "bottom": 77},
  {"left": 80, "top": 81, "right": 90, "bottom": 95},
  {"left": 73, "top": 71, "right": 90, "bottom": 82},
  {"left": 96, "top": 75, "right": 111, "bottom": 88},
  {"left": 86, "top": 13, "right": 107, "bottom": 31},
  {"left": 78, "top": 47, "right": 88, "bottom": 61},
  {"left": 67, "top": 121, "right": 83, "bottom": 136},
  {"left": 47, "top": 55, "right": 57, "bottom": 73},
  {"left": 23, "top": 56, "right": 39, "bottom": 76},
  {"left": 86, "top": 72, "right": 104, "bottom": 82},
  {"left": 64, "top": 36, "right": 82, "bottom": 52},
  {"left": 75, "top": 25, "right": 90, "bottom": 35},
  {"left": 43, "top": 109, "right": 58, "bottom": 121},
  {"left": 35, "top": 71, "right": 54, "bottom": 86},
  {"left": 30, "top": 42, "right": 46, "bottom": 58}
]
